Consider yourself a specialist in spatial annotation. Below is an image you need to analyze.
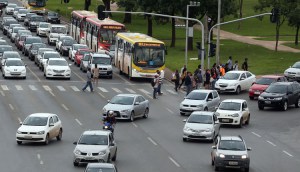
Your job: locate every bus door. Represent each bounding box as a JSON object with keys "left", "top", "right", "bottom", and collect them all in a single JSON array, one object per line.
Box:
[{"left": 92, "top": 27, "right": 98, "bottom": 52}]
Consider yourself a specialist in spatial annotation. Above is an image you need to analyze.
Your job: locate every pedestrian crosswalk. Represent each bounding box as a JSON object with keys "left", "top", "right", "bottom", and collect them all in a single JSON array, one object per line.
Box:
[{"left": 0, "top": 84, "right": 179, "bottom": 96}]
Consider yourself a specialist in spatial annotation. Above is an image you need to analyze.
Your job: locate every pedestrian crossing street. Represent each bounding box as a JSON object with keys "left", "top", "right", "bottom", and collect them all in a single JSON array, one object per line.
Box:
[{"left": 0, "top": 84, "right": 181, "bottom": 95}]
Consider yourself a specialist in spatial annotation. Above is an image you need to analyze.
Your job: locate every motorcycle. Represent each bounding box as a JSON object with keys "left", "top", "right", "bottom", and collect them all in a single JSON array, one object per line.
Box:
[{"left": 103, "top": 121, "right": 114, "bottom": 133}]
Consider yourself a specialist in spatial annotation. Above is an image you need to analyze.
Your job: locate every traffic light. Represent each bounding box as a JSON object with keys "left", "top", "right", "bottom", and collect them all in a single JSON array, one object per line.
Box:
[
  {"left": 98, "top": 5, "right": 106, "bottom": 20},
  {"left": 209, "top": 43, "right": 216, "bottom": 57},
  {"left": 63, "top": 0, "right": 70, "bottom": 3},
  {"left": 84, "top": 0, "right": 91, "bottom": 11},
  {"left": 270, "top": 8, "right": 279, "bottom": 23}
]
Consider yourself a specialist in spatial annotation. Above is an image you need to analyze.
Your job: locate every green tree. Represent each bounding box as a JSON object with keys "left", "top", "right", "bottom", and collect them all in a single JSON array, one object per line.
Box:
[
  {"left": 137, "top": 0, "right": 160, "bottom": 36},
  {"left": 254, "top": 0, "right": 298, "bottom": 51},
  {"left": 116, "top": 0, "right": 137, "bottom": 23},
  {"left": 288, "top": 8, "right": 300, "bottom": 45}
]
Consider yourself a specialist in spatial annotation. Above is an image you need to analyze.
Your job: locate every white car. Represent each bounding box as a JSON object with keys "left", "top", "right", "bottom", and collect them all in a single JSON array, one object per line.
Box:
[
  {"left": 12, "top": 7, "right": 25, "bottom": 18},
  {"left": 10, "top": 27, "right": 26, "bottom": 43},
  {"left": 180, "top": 90, "right": 220, "bottom": 115},
  {"left": 16, "top": 9, "right": 30, "bottom": 22},
  {"left": 5, "top": 3, "right": 17, "bottom": 15},
  {"left": 35, "top": 48, "right": 55, "bottom": 66},
  {"left": 68, "top": 44, "right": 88, "bottom": 60},
  {"left": 215, "top": 99, "right": 250, "bottom": 127},
  {"left": 183, "top": 111, "right": 220, "bottom": 142},
  {"left": 16, "top": 113, "right": 63, "bottom": 145},
  {"left": 215, "top": 71, "right": 256, "bottom": 94},
  {"left": 1, "top": 51, "right": 22, "bottom": 67},
  {"left": 39, "top": 51, "right": 61, "bottom": 70},
  {"left": 2, "top": 58, "right": 26, "bottom": 79},
  {"left": 284, "top": 61, "right": 300, "bottom": 82},
  {"left": 44, "top": 58, "right": 71, "bottom": 79},
  {"left": 47, "top": 24, "right": 68, "bottom": 45},
  {"left": 55, "top": 35, "right": 73, "bottom": 51},
  {"left": 7, "top": 23, "right": 22, "bottom": 39},
  {"left": 37, "top": 22, "right": 51, "bottom": 37},
  {"left": 73, "top": 130, "right": 117, "bottom": 166}
]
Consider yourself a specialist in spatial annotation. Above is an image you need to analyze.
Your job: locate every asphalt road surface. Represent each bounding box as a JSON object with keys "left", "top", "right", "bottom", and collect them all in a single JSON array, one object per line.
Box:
[{"left": 1, "top": 0, "right": 300, "bottom": 171}]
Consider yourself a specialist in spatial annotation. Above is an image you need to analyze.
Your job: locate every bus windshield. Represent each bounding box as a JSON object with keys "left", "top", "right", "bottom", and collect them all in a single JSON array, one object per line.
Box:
[
  {"left": 28, "top": 0, "right": 46, "bottom": 7},
  {"left": 134, "top": 45, "right": 165, "bottom": 68},
  {"left": 100, "top": 30, "right": 119, "bottom": 44}
]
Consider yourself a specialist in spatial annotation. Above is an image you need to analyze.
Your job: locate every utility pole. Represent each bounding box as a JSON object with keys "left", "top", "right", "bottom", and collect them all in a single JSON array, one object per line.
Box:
[{"left": 216, "top": 0, "right": 221, "bottom": 65}]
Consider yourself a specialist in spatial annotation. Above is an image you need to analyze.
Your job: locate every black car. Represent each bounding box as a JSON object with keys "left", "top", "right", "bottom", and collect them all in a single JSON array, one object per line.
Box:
[
  {"left": 2, "top": 19, "right": 18, "bottom": 35},
  {"left": 22, "top": 36, "right": 42, "bottom": 56},
  {"left": 28, "top": 15, "right": 45, "bottom": 32},
  {"left": 0, "top": 0, "right": 8, "bottom": 9},
  {"left": 24, "top": 13, "right": 36, "bottom": 26},
  {"left": 46, "top": 11, "right": 60, "bottom": 24},
  {"left": 258, "top": 82, "right": 300, "bottom": 111},
  {"left": 28, "top": 43, "right": 46, "bottom": 61},
  {"left": 60, "top": 39, "right": 76, "bottom": 56}
]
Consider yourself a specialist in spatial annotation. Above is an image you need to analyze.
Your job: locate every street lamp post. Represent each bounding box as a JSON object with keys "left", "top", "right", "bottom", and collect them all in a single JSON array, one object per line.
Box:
[
  {"left": 216, "top": 0, "right": 221, "bottom": 65},
  {"left": 185, "top": 1, "right": 200, "bottom": 69}
]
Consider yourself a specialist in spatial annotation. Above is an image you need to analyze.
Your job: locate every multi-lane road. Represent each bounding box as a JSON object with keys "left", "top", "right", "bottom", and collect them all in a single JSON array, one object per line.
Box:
[{"left": 1, "top": 1, "right": 300, "bottom": 171}]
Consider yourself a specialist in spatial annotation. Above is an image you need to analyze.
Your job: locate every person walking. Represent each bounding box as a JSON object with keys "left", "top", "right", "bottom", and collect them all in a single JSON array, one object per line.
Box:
[
  {"left": 227, "top": 56, "right": 233, "bottom": 70},
  {"left": 185, "top": 72, "right": 192, "bottom": 96},
  {"left": 224, "top": 63, "right": 230, "bottom": 73},
  {"left": 233, "top": 60, "right": 239, "bottom": 71},
  {"left": 153, "top": 75, "right": 159, "bottom": 99},
  {"left": 242, "top": 58, "right": 248, "bottom": 71},
  {"left": 92, "top": 64, "right": 100, "bottom": 86},
  {"left": 219, "top": 64, "right": 225, "bottom": 76},
  {"left": 211, "top": 63, "right": 217, "bottom": 90},
  {"left": 179, "top": 67, "right": 187, "bottom": 89},
  {"left": 194, "top": 65, "right": 202, "bottom": 89},
  {"left": 82, "top": 68, "right": 93, "bottom": 92},
  {"left": 156, "top": 70, "right": 163, "bottom": 95},
  {"left": 204, "top": 69, "right": 211, "bottom": 89},
  {"left": 173, "top": 69, "right": 180, "bottom": 92}
]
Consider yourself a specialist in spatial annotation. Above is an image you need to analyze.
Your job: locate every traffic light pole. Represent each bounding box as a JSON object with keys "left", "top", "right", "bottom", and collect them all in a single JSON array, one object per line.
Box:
[
  {"left": 207, "top": 12, "right": 271, "bottom": 68},
  {"left": 104, "top": 10, "right": 206, "bottom": 80}
]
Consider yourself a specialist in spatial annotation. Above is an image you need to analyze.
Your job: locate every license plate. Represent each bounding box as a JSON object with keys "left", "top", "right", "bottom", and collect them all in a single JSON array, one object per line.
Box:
[
  {"left": 265, "top": 101, "right": 271, "bottom": 104},
  {"left": 222, "top": 119, "right": 229, "bottom": 122},
  {"left": 229, "top": 161, "right": 238, "bottom": 165},
  {"left": 100, "top": 71, "right": 107, "bottom": 74},
  {"left": 85, "top": 157, "right": 94, "bottom": 160},
  {"left": 254, "top": 91, "right": 260, "bottom": 94},
  {"left": 24, "top": 135, "right": 32, "bottom": 139},
  {"left": 220, "top": 87, "right": 225, "bottom": 90}
]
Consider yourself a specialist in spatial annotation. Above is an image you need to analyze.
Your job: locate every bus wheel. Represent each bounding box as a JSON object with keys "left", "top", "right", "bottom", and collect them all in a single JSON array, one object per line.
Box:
[
  {"left": 128, "top": 67, "right": 132, "bottom": 80},
  {"left": 119, "top": 62, "right": 123, "bottom": 75}
]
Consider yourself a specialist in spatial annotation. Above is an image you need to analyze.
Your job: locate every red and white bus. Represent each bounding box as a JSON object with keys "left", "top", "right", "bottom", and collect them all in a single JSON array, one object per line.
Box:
[
  {"left": 85, "top": 17, "right": 125, "bottom": 52},
  {"left": 70, "top": 10, "right": 97, "bottom": 44}
]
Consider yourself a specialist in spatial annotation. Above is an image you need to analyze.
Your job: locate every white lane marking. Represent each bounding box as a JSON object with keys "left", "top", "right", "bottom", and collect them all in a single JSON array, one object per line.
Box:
[
  {"left": 61, "top": 104, "right": 69, "bottom": 111},
  {"left": 113, "top": 72, "right": 131, "bottom": 84},
  {"left": 0, "top": 91, "right": 4, "bottom": 96},
  {"left": 57, "top": 86, "right": 66, "bottom": 91},
  {"left": 166, "top": 89, "right": 177, "bottom": 95},
  {"left": 49, "top": 91, "right": 55, "bottom": 97},
  {"left": 98, "top": 87, "right": 108, "bottom": 92},
  {"left": 168, "top": 156, "right": 181, "bottom": 167},
  {"left": 43, "top": 85, "right": 51, "bottom": 91},
  {"left": 37, "top": 154, "right": 41, "bottom": 160},
  {"left": 139, "top": 89, "right": 150, "bottom": 94},
  {"left": 15, "top": 85, "right": 23, "bottom": 90},
  {"left": 9, "top": 104, "right": 14, "bottom": 110},
  {"left": 166, "top": 108, "right": 174, "bottom": 114},
  {"left": 112, "top": 87, "right": 122, "bottom": 93},
  {"left": 18, "top": 118, "right": 22, "bottom": 123},
  {"left": 40, "top": 160, "right": 44, "bottom": 165},
  {"left": 147, "top": 137, "right": 158, "bottom": 146},
  {"left": 72, "top": 71, "right": 85, "bottom": 82},
  {"left": 26, "top": 65, "right": 41, "bottom": 81},
  {"left": 1, "top": 85, "right": 9, "bottom": 90},
  {"left": 70, "top": 86, "right": 80, "bottom": 92},
  {"left": 131, "top": 122, "right": 138, "bottom": 128},
  {"left": 283, "top": 150, "right": 293, "bottom": 157},
  {"left": 266, "top": 140, "right": 276, "bottom": 147},
  {"left": 251, "top": 132, "right": 261, "bottom": 138},
  {"left": 75, "top": 119, "right": 82, "bottom": 126},
  {"left": 125, "top": 88, "right": 136, "bottom": 93},
  {"left": 97, "top": 92, "right": 106, "bottom": 98},
  {"left": 29, "top": 85, "right": 37, "bottom": 91}
]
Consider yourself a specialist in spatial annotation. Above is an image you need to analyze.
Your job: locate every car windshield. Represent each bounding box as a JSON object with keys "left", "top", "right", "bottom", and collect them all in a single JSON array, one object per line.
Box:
[
  {"left": 185, "top": 92, "right": 207, "bottom": 100},
  {"left": 0, "top": 41, "right": 6, "bottom": 45},
  {"left": 5, "top": 20, "right": 18, "bottom": 26},
  {"left": 18, "top": 9, "right": 29, "bottom": 14},
  {"left": 31, "top": 16, "right": 44, "bottom": 22},
  {"left": 4, "top": 53, "right": 20, "bottom": 59},
  {"left": 222, "top": 73, "right": 240, "bottom": 80},
  {"left": 8, "top": 4, "right": 17, "bottom": 7},
  {"left": 19, "top": 30, "right": 31, "bottom": 35},
  {"left": 49, "top": 60, "right": 67, "bottom": 66},
  {"left": 256, "top": 78, "right": 275, "bottom": 85},
  {"left": 20, "top": 36, "right": 29, "bottom": 41},
  {"left": 13, "top": 27, "right": 25, "bottom": 33},
  {"left": 25, "top": 38, "right": 42, "bottom": 44},
  {"left": 51, "top": 27, "right": 66, "bottom": 33},
  {"left": 48, "top": 12, "right": 58, "bottom": 17},
  {"left": 26, "top": 13, "right": 35, "bottom": 18},
  {"left": 23, "top": 117, "right": 48, "bottom": 126},
  {"left": 86, "top": 168, "right": 115, "bottom": 172},
  {"left": 44, "top": 53, "right": 60, "bottom": 59},
  {"left": 110, "top": 96, "right": 134, "bottom": 105},
  {"left": 218, "top": 102, "right": 241, "bottom": 111},
  {"left": 6, "top": 60, "right": 24, "bottom": 66},
  {"left": 0, "top": 46, "right": 13, "bottom": 52},
  {"left": 39, "top": 23, "right": 49, "bottom": 28},
  {"left": 78, "top": 134, "right": 108, "bottom": 145},
  {"left": 32, "top": 44, "right": 46, "bottom": 50},
  {"left": 92, "top": 57, "right": 111, "bottom": 65},
  {"left": 265, "top": 85, "right": 287, "bottom": 94},
  {"left": 218, "top": 140, "right": 246, "bottom": 151},
  {"left": 83, "top": 54, "right": 91, "bottom": 61},
  {"left": 79, "top": 50, "right": 91, "bottom": 55},
  {"left": 9, "top": 24, "right": 21, "bottom": 29},
  {"left": 38, "top": 49, "right": 54, "bottom": 55},
  {"left": 292, "top": 62, "right": 300, "bottom": 69},
  {"left": 62, "top": 40, "right": 74, "bottom": 46},
  {"left": 188, "top": 115, "right": 213, "bottom": 124},
  {"left": 74, "top": 45, "right": 88, "bottom": 50}
]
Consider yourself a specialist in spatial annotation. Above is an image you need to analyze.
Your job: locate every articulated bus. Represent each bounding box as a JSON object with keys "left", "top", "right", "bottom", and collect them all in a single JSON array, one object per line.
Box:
[
  {"left": 23, "top": 0, "right": 46, "bottom": 14},
  {"left": 115, "top": 33, "right": 166, "bottom": 79},
  {"left": 85, "top": 17, "right": 125, "bottom": 52},
  {"left": 70, "top": 10, "right": 97, "bottom": 44}
]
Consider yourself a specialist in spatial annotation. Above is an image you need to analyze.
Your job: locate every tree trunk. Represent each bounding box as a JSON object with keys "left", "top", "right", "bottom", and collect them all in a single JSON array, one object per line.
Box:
[
  {"left": 102, "top": 0, "right": 112, "bottom": 17},
  {"left": 275, "top": 21, "right": 280, "bottom": 51},
  {"left": 295, "top": 25, "right": 299, "bottom": 45},
  {"left": 171, "top": 17, "right": 175, "bottom": 47},
  {"left": 204, "top": 14, "right": 208, "bottom": 44},
  {"left": 123, "top": 7, "right": 131, "bottom": 24},
  {"left": 84, "top": 0, "right": 89, "bottom": 11},
  {"left": 237, "top": 0, "right": 243, "bottom": 29},
  {"left": 147, "top": 15, "right": 153, "bottom": 36}
]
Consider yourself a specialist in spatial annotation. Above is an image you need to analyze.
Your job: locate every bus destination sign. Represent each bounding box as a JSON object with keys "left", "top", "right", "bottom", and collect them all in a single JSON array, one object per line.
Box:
[
  {"left": 102, "top": 25, "right": 123, "bottom": 30},
  {"left": 138, "top": 43, "right": 162, "bottom": 47}
]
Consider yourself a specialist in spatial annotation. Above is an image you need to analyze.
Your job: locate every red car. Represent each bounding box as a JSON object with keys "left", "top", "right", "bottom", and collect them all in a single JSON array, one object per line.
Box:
[
  {"left": 249, "top": 75, "right": 287, "bottom": 100},
  {"left": 16, "top": 35, "right": 30, "bottom": 51},
  {"left": 74, "top": 48, "right": 93, "bottom": 67}
]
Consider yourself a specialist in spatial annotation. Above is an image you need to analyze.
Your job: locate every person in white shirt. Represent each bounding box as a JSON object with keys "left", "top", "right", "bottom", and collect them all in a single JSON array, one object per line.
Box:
[{"left": 233, "top": 60, "right": 239, "bottom": 71}]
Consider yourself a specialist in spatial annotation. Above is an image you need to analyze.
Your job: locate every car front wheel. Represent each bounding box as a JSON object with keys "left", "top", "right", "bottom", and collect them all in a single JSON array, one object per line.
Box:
[
  {"left": 143, "top": 108, "right": 149, "bottom": 118},
  {"left": 17, "top": 141, "right": 22, "bottom": 145},
  {"left": 130, "top": 111, "right": 135, "bottom": 122},
  {"left": 56, "top": 129, "right": 62, "bottom": 141},
  {"left": 235, "top": 86, "right": 241, "bottom": 95},
  {"left": 295, "top": 98, "right": 300, "bottom": 108}
]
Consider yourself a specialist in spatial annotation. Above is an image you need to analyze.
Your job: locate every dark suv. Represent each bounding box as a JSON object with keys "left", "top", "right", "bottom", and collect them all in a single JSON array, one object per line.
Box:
[
  {"left": 211, "top": 135, "right": 251, "bottom": 172},
  {"left": 258, "top": 82, "right": 300, "bottom": 111}
]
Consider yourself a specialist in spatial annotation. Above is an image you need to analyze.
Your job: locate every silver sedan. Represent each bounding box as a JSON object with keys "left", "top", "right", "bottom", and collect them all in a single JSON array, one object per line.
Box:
[{"left": 103, "top": 94, "right": 150, "bottom": 121}]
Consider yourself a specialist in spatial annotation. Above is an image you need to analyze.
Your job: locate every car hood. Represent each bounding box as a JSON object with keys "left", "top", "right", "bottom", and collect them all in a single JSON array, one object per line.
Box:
[
  {"left": 48, "top": 66, "right": 70, "bottom": 70},
  {"left": 18, "top": 14, "right": 26, "bottom": 17},
  {"left": 216, "top": 109, "right": 240, "bottom": 115},
  {"left": 75, "top": 144, "right": 108, "bottom": 153},
  {"left": 82, "top": 61, "right": 88, "bottom": 66},
  {"left": 184, "top": 123, "right": 213, "bottom": 130},
  {"left": 18, "top": 125, "right": 46, "bottom": 132},
  {"left": 103, "top": 103, "right": 133, "bottom": 111},
  {"left": 285, "top": 67, "right": 300, "bottom": 73},
  {"left": 216, "top": 79, "right": 238, "bottom": 84},
  {"left": 217, "top": 149, "right": 247, "bottom": 156},
  {"left": 50, "top": 33, "right": 66, "bottom": 38},
  {"left": 250, "top": 84, "right": 269, "bottom": 91},
  {"left": 260, "top": 92, "right": 285, "bottom": 97},
  {"left": 181, "top": 99, "right": 206, "bottom": 106},
  {"left": 4, "top": 66, "right": 25, "bottom": 72}
]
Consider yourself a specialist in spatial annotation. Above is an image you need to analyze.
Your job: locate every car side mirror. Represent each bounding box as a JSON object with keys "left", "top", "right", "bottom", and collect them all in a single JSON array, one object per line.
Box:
[
  {"left": 134, "top": 102, "right": 140, "bottom": 105},
  {"left": 183, "top": 119, "right": 187, "bottom": 122},
  {"left": 240, "top": 77, "right": 245, "bottom": 80},
  {"left": 211, "top": 146, "right": 217, "bottom": 149},
  {"left": 49, "top": 123, "right": 54, "bottom": 127},
  {"left": 207, "top": 98, "right": 212, "bottom": 101},
  {"left": 107, "top": 100, "right": 110, "bottom": 103},
  {"left": 73, "top": 141, "right": 77, "bottom": 145},
  {"left": 19, "top": 122, "right": 22, "bottom": 125},
  {"left": 215, "top": 107, "right": 218, "bottom": 110},
  {"left": 247, "top": 147, "right": 252, "bottom": 151},
  {"left": 215, "top": 121, "right": 219, "bottom": 124}
]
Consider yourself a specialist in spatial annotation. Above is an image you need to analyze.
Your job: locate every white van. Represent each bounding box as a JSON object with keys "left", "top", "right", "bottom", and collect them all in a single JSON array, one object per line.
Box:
[{"left": 46, "top": 24, "right": 67, "bottom": 45}]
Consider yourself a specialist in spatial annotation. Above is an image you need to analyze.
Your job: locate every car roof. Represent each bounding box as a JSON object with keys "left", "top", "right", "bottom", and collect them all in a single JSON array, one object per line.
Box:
[
  {"left": 0, "top": 45, "right": 12, "bottom": 48},
  {"left": 78, "top": 48, "right": 92, "bottom": 52},
  {"left": 39, "top": 22, "right": 50, "bottom": 25},
  {"left": 29, "top": 113, "right": 56, "bottom": 118},
  {"left": 5, "top": 58, "right": 22, "bottom": 61},
  {"left": 82, "top": 130, "right": 111, "bottom": 136},
  {"left": 51, "top": 25, "right": 66, "bottom": 28},
  {"left": 115, "top": 94, "right": 141, "bottom": 97},
  {"left": 44, "top": 51, "right": 59, "bottom": 54},
  {"left": 190, "top": 111, "right": 215, "bottom": 116},
  {"left": 261, "top": 75, "right": 283, "bottom": 79},
  {"left": 93, "top": 53, "right": 110, "bottom": 58},
  {"left": 87, "top": 163, "right": 115, "bottom": 168},
  {"left": 3, "top": 51, "right": 19, "bottom": 54},
  {"left": 221, "top": 99, "right": 245, "bottom": 103},
  {"left": 220, "top": 135, "right": 243, "bottom": 141},
  {"left": 227, "top": 71, "right": 247, "bottom": 74},
  {"left": 190, "top": 89, "right": 215, "bottom": 94},
  {"left": 48, "top": 58, "right": 66, "bottom": 61},
  {"left": 271, "top": 82, "right": 295, "bottom": 86}
]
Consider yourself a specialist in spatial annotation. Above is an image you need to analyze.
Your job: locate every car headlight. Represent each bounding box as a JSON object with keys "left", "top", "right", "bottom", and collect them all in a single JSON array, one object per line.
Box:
[
  {"left": 98, "top": 150, "right": 107, "bottom": 155},
  {"left": 219, "top": 154, "right": 225, "bottom": 158},
  {"left": 297, "top": 72, "right": 300, "bottom": 75},
  {"left": 215, "top": 112, "right": 220, "bottom": 116},
  {"left": 241, "top": 155, "right": 247, "bottom": 159},
  {"left": 37, "top": 131, "right": 45, "bottom": 135},
  {"left": 230, "top": 82, "right": 238, "bottom": 86},
  {"left": 249, "top": 88, "right": 252, "bottom": 92},
  {"left": 274, "top": 97, "right": 282, "bottom": 100},
  {"left": 74, "top": 149, "right": 81, "bottom": 155},
  {"left": 205, "top": 128, "right": 213, "bottom": 132},
  {"left": 21, "top": 69, "right": 26, "bottom": 72},
  {"left": 47, "top": 68, "right": 52, "bottom": 72},
  {"left": 231, "top": 113, "right": 239, "bottom": 117},
  {"left": 196, "top": 104, "right": 203, "bottom": 108},
  {"left": 16, "top": 130, "right": 22, "bottom": 134},
  {"left": 258, "top": 96, "right": 264, "bottom": 100},
  {"left": 121, "top": 109, "right": 130, "bottom": 112},
  {"left": 50, "top": 35, "right": 53, "bottom": 38},
  {"left": 184, "top": 127, "right": 192, "bottom": 132},
  {"left": 66, "top": 69, "right": 71, "bottom": 72}
]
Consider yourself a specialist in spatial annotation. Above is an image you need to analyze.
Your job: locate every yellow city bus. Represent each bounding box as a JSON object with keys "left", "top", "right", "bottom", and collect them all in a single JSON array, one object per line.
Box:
[
  {"left": 115, "top": 32, "right": 166, "bottom": 79},
  {"left": 23, "top": 0, "right": 46, "bottom": 14}
]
